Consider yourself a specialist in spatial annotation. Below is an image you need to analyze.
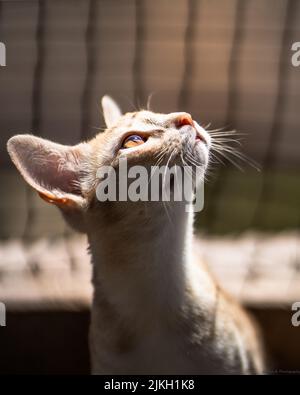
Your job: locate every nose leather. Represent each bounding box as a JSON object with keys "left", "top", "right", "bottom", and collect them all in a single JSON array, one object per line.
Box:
[{"left": 176, "top": 114, "right": 194, "bottom": 128}]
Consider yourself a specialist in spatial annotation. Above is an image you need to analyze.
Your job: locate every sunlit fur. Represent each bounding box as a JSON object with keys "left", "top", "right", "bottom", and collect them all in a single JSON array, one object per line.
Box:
[{"left": 7, "top": 96, "right": 265, "bottom": 374}]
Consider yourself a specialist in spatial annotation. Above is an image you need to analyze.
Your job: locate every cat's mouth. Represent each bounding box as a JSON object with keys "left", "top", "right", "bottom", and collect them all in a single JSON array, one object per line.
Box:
[
  {"left": 193, "top": 121, "right": 210, "bottom": 148},
  {"left": 177, "top": 122, "right": 210, "bottom": 169},
  {"left": 195, "top": 129, "right": 208, "bottom": 146}
]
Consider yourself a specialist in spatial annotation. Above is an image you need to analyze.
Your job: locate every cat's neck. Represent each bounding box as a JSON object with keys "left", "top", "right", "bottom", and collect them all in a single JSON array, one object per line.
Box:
[{"left": 87, "top": 201, "right": 195, "bottom": 319}]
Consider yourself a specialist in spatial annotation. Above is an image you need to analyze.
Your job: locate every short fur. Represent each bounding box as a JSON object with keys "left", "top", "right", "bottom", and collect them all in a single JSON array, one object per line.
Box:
[{"left": 7, "top": 96, "right": 265, "bottom": 374}]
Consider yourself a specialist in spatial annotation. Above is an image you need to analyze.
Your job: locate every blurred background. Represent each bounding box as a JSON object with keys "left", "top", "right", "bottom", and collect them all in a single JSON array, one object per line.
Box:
[{"left": 0, "top": 0, "right": 300, "bottom": 374}]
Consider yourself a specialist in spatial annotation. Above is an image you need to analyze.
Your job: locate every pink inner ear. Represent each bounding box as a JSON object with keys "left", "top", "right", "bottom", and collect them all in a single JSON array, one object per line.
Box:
[
  {"left": 7, "top": 135, "right": 86, "bottom": 197},
  {"left": 36, "top": 150, "right": 82, "bottom": 195}
]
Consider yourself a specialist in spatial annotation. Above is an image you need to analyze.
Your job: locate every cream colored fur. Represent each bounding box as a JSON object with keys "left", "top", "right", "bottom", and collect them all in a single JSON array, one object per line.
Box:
[{"left": 7, "top": 96, "right": 265, "bottom": 374}]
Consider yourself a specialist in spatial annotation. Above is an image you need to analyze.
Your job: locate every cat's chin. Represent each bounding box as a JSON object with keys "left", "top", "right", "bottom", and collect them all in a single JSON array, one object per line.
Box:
[{"left": 181, "top": 141, "right": 209, "bottom": 170}]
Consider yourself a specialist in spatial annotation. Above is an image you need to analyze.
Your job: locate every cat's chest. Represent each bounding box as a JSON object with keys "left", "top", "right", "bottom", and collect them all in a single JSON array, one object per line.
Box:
[
  {"left": 89, "top": 317, "right": 243, "bottom": 375},
  {"left": 91, "top": 328, "right": 206, "bottom": 374}
]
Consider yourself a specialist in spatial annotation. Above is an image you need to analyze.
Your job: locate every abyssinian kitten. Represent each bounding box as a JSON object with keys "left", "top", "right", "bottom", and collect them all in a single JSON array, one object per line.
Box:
[{"left": 7, "top": 96, "right": 265, "bottom": 374}]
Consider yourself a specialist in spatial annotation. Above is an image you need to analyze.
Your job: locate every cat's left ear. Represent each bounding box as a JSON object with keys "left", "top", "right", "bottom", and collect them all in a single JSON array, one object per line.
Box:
[
  {"left": 101, "top": 95, "right": 122, "bottom": 128},
  {"left": 7, "top": 134, "right": 90, "bottom": 232}
]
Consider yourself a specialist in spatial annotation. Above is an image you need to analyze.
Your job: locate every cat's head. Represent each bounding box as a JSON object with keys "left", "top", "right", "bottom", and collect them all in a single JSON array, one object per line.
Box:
[{"left": 7, "top": 96, "right": 211, "bottom": 232}]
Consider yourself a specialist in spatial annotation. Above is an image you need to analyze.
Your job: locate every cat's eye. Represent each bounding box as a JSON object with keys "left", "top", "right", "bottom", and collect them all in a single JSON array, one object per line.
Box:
[{"left": 122, "top": 134, "right": 146, "bottom": 149}]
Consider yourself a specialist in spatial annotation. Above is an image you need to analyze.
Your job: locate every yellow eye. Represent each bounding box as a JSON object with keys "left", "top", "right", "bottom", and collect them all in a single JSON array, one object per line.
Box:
[{"left": 122, "top": 134, "right": 146, "bottom": 149}]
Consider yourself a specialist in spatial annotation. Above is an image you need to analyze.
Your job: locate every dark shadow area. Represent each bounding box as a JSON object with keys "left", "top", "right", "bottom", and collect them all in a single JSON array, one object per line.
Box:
[
  {"left": 0, "top": 311, "right": 90, "bottom": 374},
  {"left": 0, "top": 307, "right": 299, "bottom": 374}
]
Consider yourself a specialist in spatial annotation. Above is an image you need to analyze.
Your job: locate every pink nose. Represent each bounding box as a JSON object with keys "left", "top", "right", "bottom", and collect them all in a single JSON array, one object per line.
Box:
[{"left": 176, "top": 114, "right": 194, "bottom": 128}]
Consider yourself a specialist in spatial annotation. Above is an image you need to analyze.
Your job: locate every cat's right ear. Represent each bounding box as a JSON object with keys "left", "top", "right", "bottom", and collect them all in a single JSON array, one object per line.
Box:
[{"left": 101, "top": 95, "right": 122, "bottom": 128}]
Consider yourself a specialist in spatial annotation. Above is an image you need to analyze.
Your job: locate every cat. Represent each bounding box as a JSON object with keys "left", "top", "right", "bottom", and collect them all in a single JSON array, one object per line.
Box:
[{"left": 7, "top": 96, "right": 265, "bottom": 374}]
